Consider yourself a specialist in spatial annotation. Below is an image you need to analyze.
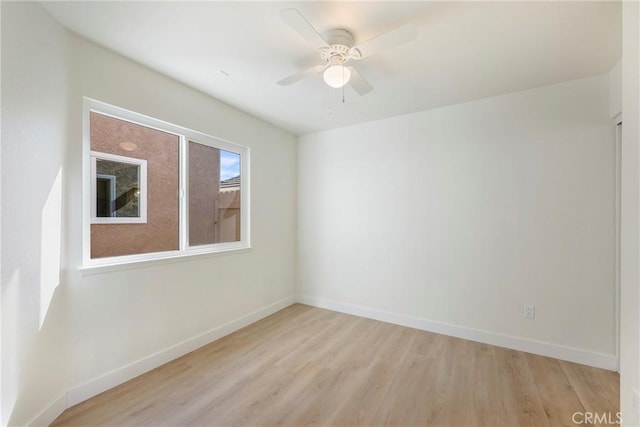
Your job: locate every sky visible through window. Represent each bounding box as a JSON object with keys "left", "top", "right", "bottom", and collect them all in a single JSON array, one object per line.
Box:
[{"left": 221, "top": 150, "right": 240, "bottom": 181}]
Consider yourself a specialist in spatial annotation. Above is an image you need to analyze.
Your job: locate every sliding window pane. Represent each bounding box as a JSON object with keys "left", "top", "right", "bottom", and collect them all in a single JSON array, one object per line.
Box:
[
  {"left": 189, "top": 142, "right": 241, "bottom": 246},
  {"left": 90, "top": 112, "right": 179, "bottom": 258},
  {"left": 219, "top": 150, "right": 241, "bottom": 243}
]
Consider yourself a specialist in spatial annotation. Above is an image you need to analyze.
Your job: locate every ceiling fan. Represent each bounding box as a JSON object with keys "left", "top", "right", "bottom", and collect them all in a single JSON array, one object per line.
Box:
[{"left": 277, "top": 9, "right": 417, "bottom": 95}]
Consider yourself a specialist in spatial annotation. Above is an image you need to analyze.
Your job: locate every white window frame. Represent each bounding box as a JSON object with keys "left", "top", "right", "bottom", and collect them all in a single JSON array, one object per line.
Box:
[
  {"left": 81, "top": 97, "right": 251, "bottom": 273},
  {"left": 91, "top": 151, "right": 148, "bottom": 224}
]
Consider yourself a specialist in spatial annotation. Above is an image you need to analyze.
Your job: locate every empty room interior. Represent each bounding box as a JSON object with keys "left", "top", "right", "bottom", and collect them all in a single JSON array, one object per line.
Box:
[{"left": 1, "top": 1, "right": 640, "bottom": 426}]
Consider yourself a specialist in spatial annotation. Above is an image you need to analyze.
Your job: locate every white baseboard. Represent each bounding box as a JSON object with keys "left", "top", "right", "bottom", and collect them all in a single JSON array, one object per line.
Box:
[
  {"left": 28, "top": 296, "right": 295, "bottom": 427},
  {"left": 296, "top": 294, "right": 618, "bottom": 371},
  {"left": 28, "top": 393, "right": 67, "bottom": 427}
]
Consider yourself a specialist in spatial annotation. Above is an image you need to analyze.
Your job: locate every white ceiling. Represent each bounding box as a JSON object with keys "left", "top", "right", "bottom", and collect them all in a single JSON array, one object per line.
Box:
[{"left": 42, "top": 1, "right": 621, "bottom": 136}]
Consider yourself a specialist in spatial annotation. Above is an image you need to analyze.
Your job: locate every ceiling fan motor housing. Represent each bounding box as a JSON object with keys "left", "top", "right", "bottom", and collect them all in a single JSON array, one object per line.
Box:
[{"left": 320, "top": 29, "right": 362, "bottom": 65}]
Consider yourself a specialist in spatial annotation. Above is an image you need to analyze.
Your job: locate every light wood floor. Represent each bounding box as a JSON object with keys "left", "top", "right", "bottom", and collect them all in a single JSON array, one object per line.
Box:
[{"left": 52, "top": 304, "right": 619, "bottom": 426}]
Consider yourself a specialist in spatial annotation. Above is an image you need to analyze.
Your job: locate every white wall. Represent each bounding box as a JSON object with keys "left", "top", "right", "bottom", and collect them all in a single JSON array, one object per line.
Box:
[
  {"left": 619, "top": 1, "right": 640, "bottom": 425},
  {"left": 1, "top": 3, "right": 72, "bottom": 425},
  {"left": 298, "top": 74, "right": 617, "bottom": 369},
  {"left": 610, "top": 60, "right": 622, "bottom": 118},
  {"left": 1, "top": 2, "right": 297, "bottom": 426}
]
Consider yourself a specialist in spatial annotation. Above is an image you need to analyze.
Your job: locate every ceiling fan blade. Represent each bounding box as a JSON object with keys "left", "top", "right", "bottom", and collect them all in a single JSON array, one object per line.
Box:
[
  {"left": 347, "top": 67, "right": 373, "bottom": 95},
  {"left": 277, "top": 64, "right": 326, "bottom": 86},
  {"left": 352, "top": 23, "right": 417, "bottom": 59},
  {"left": 280, "top": 8, "right": 329, "bottom": 50}
]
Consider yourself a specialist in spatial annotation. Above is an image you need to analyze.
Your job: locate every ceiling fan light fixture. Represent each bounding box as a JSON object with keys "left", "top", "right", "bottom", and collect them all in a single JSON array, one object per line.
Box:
[{"left": 323, "top": 64, "right": 351, "bottom": 88}]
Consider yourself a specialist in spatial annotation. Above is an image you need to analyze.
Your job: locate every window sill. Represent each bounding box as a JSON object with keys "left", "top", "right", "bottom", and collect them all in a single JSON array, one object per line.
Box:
[{"left": 78, "top": 245, "right": 251, "bottom": 276}]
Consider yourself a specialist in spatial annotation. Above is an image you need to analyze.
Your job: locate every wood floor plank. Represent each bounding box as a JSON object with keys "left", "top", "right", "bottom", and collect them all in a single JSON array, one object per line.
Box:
[
  {"left": 369, "top": 351, "right": 439, "bottom": 426},
  {"left": 525, "top": 353, "right": 588, "bottom": 427},
  {"left": 52, "top": 304, "right": 619, "bottom": 427},
  {"left": 493, "top": 348, "right": 549, "bottom": 427},
  {"left": 560, "top": 360, "right": 620, "bottom": 425}
]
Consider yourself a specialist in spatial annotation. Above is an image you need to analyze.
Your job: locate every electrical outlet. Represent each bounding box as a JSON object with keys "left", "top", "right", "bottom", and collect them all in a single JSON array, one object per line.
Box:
[{"left": 523, "top": 304, "right": 535, "bottom": 319}]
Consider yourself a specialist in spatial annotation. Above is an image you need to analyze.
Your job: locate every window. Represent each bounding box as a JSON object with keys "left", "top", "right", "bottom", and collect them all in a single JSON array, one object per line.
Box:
[
  {"left": 82, "top": 98, "right": 250, "bottom": 270},
  {"left": 188, "top": 142, "right": 242, "bottom": 246},
  {"left": 91, "top": 152, "right": 147, "bottom": 223}
]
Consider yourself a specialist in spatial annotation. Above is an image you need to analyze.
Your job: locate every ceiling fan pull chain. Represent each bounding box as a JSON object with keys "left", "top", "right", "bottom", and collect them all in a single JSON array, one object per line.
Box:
[{"left": 342, "top": 65, "right": 346, "bottom": 104}]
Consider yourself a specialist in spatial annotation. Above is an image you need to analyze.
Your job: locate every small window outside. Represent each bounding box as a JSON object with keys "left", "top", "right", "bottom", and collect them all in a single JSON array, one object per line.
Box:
[
  {"left": 91, "top": 152, "right": 147, "bottom": 223},
  {"left": 82, "top": 98, "right": 250, "bottom": 270}
]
